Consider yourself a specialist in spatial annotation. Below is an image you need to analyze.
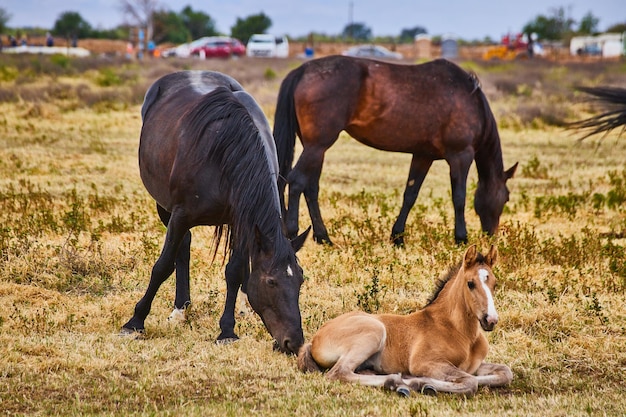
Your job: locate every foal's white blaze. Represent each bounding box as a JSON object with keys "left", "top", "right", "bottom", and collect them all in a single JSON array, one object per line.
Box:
[
  {"left": 479, "top": 268, "right": 498, "bottom": 320},
  {"left": 286, "top": 265, "right": 293, "bottom": 277}
]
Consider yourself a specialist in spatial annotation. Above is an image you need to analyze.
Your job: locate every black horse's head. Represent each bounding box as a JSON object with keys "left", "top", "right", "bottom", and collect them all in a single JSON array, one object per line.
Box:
[
  {"left": 474, "top": 162, "right": 517, "bottom": 236},
  {"left": 246, "top": 226, "right": 310, "bottom": 354}
]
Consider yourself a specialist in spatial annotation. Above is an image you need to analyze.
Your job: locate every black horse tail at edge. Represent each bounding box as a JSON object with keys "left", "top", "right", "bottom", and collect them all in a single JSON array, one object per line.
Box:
[
  {"left": 273, "top": 65, "right": 307, "bottom": 199},
  {"left": 569, "top": 86, "right": 626, "bottom": 140}
]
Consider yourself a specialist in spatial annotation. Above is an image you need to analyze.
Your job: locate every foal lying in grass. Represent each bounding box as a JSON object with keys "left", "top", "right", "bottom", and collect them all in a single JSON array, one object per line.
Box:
[{"left": 298, "top": 245, "right": 513, "bottom": 396}]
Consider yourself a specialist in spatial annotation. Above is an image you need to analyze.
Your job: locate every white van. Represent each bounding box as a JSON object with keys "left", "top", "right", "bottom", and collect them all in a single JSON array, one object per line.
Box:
[{"left": 246, "top": 34, "right": 289, "bottom": 58}]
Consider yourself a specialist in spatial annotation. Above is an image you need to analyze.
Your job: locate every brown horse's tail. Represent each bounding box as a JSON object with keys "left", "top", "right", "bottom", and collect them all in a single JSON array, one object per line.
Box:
[
  {"left": 569, "top": 86, "right": 626, "bottom": 139},
  {"left": 297, "top": 342, "right": 323, "bottom": 373},
  {"left": 273, "top": 65, "right": 306, "bottom": 211}
]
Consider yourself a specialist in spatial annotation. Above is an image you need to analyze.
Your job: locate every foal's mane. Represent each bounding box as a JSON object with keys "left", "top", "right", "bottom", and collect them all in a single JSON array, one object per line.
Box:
[
  {"left": 425, "top": 252, "right": 487, "bottom": 306},
  {"left": 180, "top": 86, "right": 289, "bottom": 263}
]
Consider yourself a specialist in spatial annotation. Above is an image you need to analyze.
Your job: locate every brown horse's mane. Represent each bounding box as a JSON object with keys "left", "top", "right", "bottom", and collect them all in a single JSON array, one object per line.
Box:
[{"left": 425, "top": 252, "right": 487, "bottom": 307}]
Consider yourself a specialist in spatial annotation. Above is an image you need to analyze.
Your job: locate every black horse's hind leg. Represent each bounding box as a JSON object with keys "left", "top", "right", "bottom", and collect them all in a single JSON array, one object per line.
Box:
[
  {"left": 448, "top": 151, "right": 474, "bottom": 244},
  {"left": 391, "top": 155, "right": 433, "bottom": 247},
  {"left": 156, "top": 205, "right": 191, "bottom": 316},
  {"left": 121, "top": 210, "right": 189, "bottom": 333},
  {"left": 287, "top": 146, "right": 332, "bottom": 245},
  {"left": 217, "top": 248, "right": 249, "bottom": 342}
]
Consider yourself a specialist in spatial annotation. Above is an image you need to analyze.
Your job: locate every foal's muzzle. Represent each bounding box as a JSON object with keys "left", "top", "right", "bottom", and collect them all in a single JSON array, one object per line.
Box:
[{"left": 480, "top": 314, "right": 498, "bottom": 332}]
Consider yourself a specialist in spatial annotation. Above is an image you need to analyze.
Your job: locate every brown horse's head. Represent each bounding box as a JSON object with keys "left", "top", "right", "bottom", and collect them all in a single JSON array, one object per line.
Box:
[
  {"left": 461, "top": 245, "right": 499, "bottom": 332},
  {"left": 474, "top": 163, "right": 518, "bottom": 236},
  {"left": 246, "top": 227, "right": 310, "bottom": 354}
]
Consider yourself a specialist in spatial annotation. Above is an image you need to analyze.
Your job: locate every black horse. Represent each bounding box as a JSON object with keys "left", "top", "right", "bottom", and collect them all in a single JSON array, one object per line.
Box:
[
  {"left": 274, "top": 56, "right": 517, "bottom": 246},
  {"left": 570, "top": 86, "right": 626, "bottom": 139},
  {"left": 121, "top": 71, "right": 309, "bottom": 354}
]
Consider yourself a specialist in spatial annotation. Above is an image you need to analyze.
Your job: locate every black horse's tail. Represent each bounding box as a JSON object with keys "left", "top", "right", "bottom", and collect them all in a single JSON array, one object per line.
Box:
[
  {"left": 273, "top": 65, "right": 306, "bottom": 204},
  {"left": 570, "top": 86, "right": 626, "bottom": 139}
]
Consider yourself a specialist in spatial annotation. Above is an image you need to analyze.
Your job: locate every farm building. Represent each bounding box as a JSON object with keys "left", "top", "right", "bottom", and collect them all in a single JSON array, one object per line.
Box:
[{"left": 570, "top": 32, "right": 625, "bottom": 58}]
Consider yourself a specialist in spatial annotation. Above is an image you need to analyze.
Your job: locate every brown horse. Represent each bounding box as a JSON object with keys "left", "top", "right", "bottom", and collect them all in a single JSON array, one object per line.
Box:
[
  {"left": 274, "top": 56, "right": 517, "bottom": 246},
  {"left": 298, "top": 245, "right": 513, "bottom": 396},
  {"left": 121, "top": 71, "right": 309, "bottom": 354}
]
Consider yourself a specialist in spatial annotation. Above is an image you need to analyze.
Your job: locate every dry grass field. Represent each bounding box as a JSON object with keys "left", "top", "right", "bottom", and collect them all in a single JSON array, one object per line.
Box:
[{"left": 0, "top": 54, "right": 625, "bottom": 416}]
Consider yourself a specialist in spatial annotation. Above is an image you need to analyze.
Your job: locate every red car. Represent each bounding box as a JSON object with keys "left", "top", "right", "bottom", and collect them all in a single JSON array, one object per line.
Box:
[{"left": 190, "top": 37, "right": 246, "bottom": 58}]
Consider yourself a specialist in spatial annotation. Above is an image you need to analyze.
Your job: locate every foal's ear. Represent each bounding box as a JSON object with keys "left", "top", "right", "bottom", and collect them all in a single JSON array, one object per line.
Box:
[
  {"left": 463, "top": 244, "right": 478, "bottom": 268},
  {"left": 505, "top": 162, "right": 518, "bottom": 180},
  {"left": 486, "top": 244, "right": 498, "bottom": 267},
  {"left": 290, "top": 226, "right": 311, "bottom": 253}
]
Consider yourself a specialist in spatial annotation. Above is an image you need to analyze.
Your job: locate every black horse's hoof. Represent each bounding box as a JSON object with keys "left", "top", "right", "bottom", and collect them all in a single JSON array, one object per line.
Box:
[
  {"left": 421, "top": 384, "right": 437, "bottom": 396},
  {"left": 119, "top": 327, "right": 145, "bottom": 339},
  {"left": 396, "top": 385, "right": 411, "bottom": 397},
  {"left": 216, "top": 336, "right": 239, "bottom": 345}
]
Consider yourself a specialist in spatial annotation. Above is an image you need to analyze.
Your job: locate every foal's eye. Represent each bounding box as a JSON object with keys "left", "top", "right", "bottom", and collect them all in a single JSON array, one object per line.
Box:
[
  {"left": 467, "top": 281, "right": 476, "bottom": 290},
  {"left": 267, "top": 277, "right": 278, "bottom": 288}
]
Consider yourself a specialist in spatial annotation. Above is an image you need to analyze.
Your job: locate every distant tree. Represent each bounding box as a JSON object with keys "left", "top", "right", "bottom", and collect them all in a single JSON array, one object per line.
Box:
[
  {"left": 180, "top": 6, "right": 218, "bottom": 40},
  {"left": 606, "top": 22, "right": 626, "bottom": 33},
  {"left": 342, "top": 22, "right": 372, "bottom": 41},
  {"left": 52, "top": 11, "right": 93, "bottom": 39},
  {"left": 578, "top": 11, "right": 600, "bottom": 34},
  {"left": 398, "top": 26, "right": 427, "bottom": 43},
  {"left": 231, "top": 13, "right": 272, "bottom": 44},
  {"left": 0, "top": 7, "right": 11, "bottom": 35},
  {"left": 152, "top": 9, "right": 190, "bottom": 44},
  {"left": 523, "top": 6, "right": 575, "bottom": 40},
  {"left": 119, "top": 0, "right": 158, "bottom": 42}
]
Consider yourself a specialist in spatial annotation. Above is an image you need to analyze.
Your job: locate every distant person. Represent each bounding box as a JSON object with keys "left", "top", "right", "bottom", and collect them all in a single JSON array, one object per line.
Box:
[
  {"left": 20, "top": 35, "right": 27, "bottom": 46},
  {"left": 147, "top": 39, "right": 155, "bottom": 57},
  {"left": 46, "top": 32, "right": 54, "bottom": 47},
  {"left": 526, "top": 33, "right": 534, "bottom": 58},
  {"left": 71, "top": 34, "right": 77, "bottom": 48},
  {"left": 9, "top": 35, "right": 17, "bottom": 47}
]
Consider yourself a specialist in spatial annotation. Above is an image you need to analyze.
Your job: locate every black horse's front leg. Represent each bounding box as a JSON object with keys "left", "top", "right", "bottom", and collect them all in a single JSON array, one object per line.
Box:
[
  {"left": 121, "top": 212, "right": 189, "bottom": 334},
  {"left": 217, "top": 249, "right": 249, "bottom": 342},
  {"left": 156, "top": 205, "right": 192, "bottom": 323}
]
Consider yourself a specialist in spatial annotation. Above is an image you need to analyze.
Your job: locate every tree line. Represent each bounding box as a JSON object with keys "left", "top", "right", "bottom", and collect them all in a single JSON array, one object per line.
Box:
[{"left": 0, "top": 4, "right": 624, "bottom": 47}]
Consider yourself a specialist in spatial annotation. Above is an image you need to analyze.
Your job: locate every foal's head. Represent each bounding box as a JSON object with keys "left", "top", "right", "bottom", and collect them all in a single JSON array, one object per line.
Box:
[
  {"left": 474, "top": 163, "right": 518, "bottom": 236},
  {"left": 459, "top": 245, "right": 499, "bottom": 331},
  {"left": 246, "top": 227, "right": 310, "bottom": 354}
]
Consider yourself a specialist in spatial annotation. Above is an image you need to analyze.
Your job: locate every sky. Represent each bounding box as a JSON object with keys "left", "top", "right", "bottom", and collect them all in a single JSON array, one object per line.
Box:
[{"left": 3, "top": 0, "right": 624, "bottom": 41}]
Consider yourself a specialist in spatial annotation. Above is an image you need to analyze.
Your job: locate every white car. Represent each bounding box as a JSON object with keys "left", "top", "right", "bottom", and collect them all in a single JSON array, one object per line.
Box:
[
  {"left": 342, "top": 44, "right": 403, "bottom": 60},
  {"left": 246, "top": 34, "right": 289, "bottom": 58}
]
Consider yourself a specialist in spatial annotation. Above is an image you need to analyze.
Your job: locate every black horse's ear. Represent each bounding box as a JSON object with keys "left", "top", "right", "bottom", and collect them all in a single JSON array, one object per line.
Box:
[
  {"left": 505, "top": 162, "right": 518, "bottom": 180},
  {"left": 254, "top": 225, "right": 274, "bottom": 255},
  {"left": 291, "top": 226, "right": 311, "bottom": 252}
]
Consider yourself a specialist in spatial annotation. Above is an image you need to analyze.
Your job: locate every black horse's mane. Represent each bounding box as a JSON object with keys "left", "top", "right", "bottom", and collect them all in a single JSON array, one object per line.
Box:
[
  {"left": 180, "top": 86, "right": 289, "bottom": 264},
  {"left": 425, "top": 252, "right": 487, "bottom": 307}
]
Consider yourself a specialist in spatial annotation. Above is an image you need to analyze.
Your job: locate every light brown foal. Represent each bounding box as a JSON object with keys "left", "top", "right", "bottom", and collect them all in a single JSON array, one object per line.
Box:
[{"left": 298, "top": 245, "right": 512, "bottom": 396}]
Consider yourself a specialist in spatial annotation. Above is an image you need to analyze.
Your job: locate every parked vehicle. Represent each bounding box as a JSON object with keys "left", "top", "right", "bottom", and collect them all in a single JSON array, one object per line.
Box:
[
  {"left": 161, "top": 37, "right": 212, "bottom": 58},
  {"left": 342, "top": 44, "right": 403, "bottom": 60},
  {"left": 246, "top": 34, "right": 289, "bottom": 58},
  {"left": 190, "top": 37, "right": 246, "bottom": 58}
]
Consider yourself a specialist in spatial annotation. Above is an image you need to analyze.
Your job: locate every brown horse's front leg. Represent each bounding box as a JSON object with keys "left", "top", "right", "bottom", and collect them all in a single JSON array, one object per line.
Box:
[
  {"left": 447, "top": 150, "right": 473, "bottom": 244},
  {"left": 474, "top": 362, "right": 513, "bottom": 388},
  {"left": 391, "top": 155, "right": 432, "bottom": 247}
]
